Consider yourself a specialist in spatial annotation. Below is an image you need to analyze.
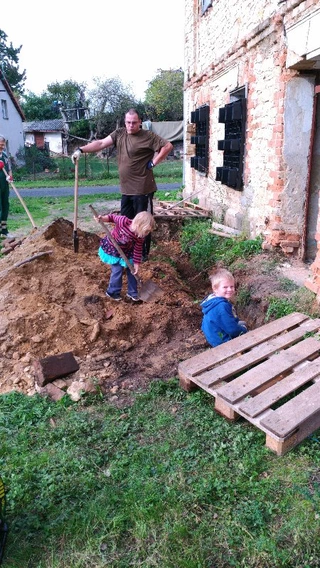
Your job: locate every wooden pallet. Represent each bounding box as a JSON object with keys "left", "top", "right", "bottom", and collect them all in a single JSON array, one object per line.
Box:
[
  {"left": 154, "top": 201, "right": 211, "bottom": 219},
  {"left": 178, "top": 312, "right": 320, "bottom": 456}
]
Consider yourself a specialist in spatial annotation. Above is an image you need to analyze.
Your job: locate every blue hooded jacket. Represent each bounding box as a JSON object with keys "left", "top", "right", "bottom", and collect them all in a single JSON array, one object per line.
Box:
[{"left": 201, "top": 294, "right": 247, "bottom": 347}]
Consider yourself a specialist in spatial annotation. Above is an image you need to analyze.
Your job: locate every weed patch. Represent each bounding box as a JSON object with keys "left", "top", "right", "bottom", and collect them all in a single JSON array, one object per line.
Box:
[{"left": 180, "top": 220, "right": 263, "bottom": 270}]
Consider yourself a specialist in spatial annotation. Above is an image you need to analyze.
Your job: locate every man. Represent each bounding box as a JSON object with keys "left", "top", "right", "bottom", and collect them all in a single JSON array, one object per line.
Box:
[
  {"left": 0, "top": 135, "right": 14, "bottom": 238},
  {"left": 72, "top": 108, "right": 173, "bottom": 258}
]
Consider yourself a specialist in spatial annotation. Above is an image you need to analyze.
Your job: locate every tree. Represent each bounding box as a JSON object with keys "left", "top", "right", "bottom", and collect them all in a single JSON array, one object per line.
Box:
[
  {"left": 21, "top": 92, "right": 59, "bottom": 121},
  {"left": 89, "top": 76, "right": 141, "bottom": 137},
  {"left": 144, "top": 69, "right": 184, "bottom": 121},
  {"left": 21, "top": 80, "right": 89, "bottom": 121},
  {"left": 47, "top": 79, "right": 88, "bottom": 110},
  {"left": 0, "top": 29, "right": 26, "bottom": 94}
]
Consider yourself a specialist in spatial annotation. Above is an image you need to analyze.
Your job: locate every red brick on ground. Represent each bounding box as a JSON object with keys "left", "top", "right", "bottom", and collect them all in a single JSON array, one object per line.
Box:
[{"left": 33, "top": 352, "right": 79, "bottom": 387}]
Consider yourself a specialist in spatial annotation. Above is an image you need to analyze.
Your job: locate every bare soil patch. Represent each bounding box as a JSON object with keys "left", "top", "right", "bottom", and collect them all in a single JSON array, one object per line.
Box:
[
  {"left": 0, "top": 219, "right": 207, "bottom": 404},
  {"left": 0, "top": 218, "right": 318, "bottom": 406}
]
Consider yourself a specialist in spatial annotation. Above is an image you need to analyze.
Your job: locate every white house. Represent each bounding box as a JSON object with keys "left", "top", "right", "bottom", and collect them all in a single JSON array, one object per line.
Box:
[
  {"left": 0, "top": 70, "right": 25, "bottom": 160},
  {"left": 23, "top": 119, "right": 67, "bottom": 155}
]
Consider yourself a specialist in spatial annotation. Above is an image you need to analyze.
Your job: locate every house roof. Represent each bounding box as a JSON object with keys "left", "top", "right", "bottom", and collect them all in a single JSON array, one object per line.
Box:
[
  {"left": 23, "top": 119, "right": 65, "bottom": 132},
  {"left": 0, "top": 70, "right": 25, "bottom": 121}
]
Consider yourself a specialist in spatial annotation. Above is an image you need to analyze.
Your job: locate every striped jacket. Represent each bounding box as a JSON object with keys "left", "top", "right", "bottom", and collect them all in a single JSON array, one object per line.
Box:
[{"left": 100, "top": 214, "right": 144, "bottom": 264}]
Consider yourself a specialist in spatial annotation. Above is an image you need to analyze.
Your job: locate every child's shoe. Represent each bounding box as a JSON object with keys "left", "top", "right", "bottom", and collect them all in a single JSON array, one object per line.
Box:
[
  {"left": 126, "top": 293, "right": 141, "bottom": 302},
  {"left": 105, "top": 291, "right": 122, "bottom": 301}
]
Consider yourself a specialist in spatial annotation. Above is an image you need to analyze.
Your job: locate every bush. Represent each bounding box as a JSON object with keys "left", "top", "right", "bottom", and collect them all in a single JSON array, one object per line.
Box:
[
  {"left": 16, "top": 144, "right": 56, "bottom": 174},
  {"left": 69, "top": 119, "right": 91, "bottom": 140}
]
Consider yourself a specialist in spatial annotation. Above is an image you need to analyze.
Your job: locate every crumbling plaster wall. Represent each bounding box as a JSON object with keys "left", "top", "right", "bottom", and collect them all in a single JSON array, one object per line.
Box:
[{"left": 282, "top": 77, "right": 314, "bottom": 231}]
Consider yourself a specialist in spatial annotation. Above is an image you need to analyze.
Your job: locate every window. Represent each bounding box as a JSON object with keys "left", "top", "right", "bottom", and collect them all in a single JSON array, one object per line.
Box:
[
  {"left": 201, "top": 0, "right": 212, "bottom": 14},
  {"left": 1, "top": 100, "right": 8, "bottom": 120},
  {"left": 216, "top": 87, "right": 247, "bottom": 190},
  {"left": 190, "top": 105, "right": 210, "bottom": 175}
]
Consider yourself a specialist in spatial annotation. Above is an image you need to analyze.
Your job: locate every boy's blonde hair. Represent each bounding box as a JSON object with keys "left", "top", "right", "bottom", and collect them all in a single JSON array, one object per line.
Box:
[
  {"left": 131, "top": 211, "right": 157, "bottom": 238},
  {"left": 209, "top": 268, "right": 235, "bottom": 290}
]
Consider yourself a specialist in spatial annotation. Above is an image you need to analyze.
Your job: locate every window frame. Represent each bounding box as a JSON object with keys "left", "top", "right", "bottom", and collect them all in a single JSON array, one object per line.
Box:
[
  {"left": 201, "top": 0, "right": 213, "bottom": 15},
  {"left": 1, "top": 99, "right": 8, "bottom": 120}
]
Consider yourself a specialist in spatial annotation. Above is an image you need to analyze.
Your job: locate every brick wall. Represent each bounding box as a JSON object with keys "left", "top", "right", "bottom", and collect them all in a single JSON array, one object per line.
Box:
[{"left": 184, "top": 0, "right": 320, "bottom": 263}]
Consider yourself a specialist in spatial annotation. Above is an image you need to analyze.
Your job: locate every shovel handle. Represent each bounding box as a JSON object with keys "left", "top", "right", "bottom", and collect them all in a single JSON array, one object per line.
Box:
[
  {"left": 89, "top": 205, "right": 138, "bottom": 279},
  {"left": 74, "top": 160, "right": 79, "bottom": 231},
  {"left": 3, "top": 166, "right": 37, "bottom": 228}
]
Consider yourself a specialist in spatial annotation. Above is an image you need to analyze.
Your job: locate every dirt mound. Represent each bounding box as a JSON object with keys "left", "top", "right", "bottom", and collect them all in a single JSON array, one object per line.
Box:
[
  {"left": 2, "top": 218, "right": 318, "bottom": 405},
  {"left": 0, "top": 219, "right": 207, "bottom": 402}
]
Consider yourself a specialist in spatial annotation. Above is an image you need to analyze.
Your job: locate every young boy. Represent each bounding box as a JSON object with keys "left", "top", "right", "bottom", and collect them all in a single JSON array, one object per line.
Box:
[{"left": 201, "top": 268, "right": 247, "bottom": 347}]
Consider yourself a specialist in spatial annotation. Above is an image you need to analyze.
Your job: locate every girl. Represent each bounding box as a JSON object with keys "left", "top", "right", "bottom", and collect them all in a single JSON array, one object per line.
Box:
[
  {"left": 0, "top": 135, "right": 13, "bottom": 238},
  {"left": 96, "top": 211, "right": 156, "bottom": 301}
]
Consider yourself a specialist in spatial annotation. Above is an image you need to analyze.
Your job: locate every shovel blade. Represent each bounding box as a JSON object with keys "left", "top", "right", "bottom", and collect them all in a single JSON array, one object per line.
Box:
[
  {"left": 73, "top": 231, "right": 79, "bottom": 253},
  {"left": 139, "top": 279, "right": 164, "bottom": 302}
]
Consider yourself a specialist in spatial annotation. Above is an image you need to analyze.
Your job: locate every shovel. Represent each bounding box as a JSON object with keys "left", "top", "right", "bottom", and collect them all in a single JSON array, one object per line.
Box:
[
  {"left": 73, "top": 160, "right": 79, "bottom": 252},
  {"left": 0, "top": 162, "right": 37, "bottom": 228},
  {"left": 89, "top": 204, "right": 163, "bottom": 302}
]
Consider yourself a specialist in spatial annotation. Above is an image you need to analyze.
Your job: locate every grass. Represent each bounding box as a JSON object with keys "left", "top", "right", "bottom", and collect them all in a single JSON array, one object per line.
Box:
[
  {"left": 1, "top": 380, "right": 320, "bottom": 567},
  {"left": 5, "top": 189, "right": 182, "bottom": 236},
  {"left": 5, "top": 158, "right": 183, "bottom": 235},
  {"left": 265, "top": 288, "right": 319, "bottom": 321},
  {"left": 13, "top": 157, "right": 183, "bottom": 188}
]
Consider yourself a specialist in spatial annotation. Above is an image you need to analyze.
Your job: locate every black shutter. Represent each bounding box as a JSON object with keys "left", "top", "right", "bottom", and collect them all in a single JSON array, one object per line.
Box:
[
  {"left": 216, "top": 98, "right": 246, "bottom": 190},
  {"left": 190, "top": 105, "right": 210, "bottom": 175}
]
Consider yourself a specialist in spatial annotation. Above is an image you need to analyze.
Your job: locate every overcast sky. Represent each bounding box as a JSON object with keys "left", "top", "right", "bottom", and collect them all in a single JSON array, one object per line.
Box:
[{"left": 1, "top": 0, "right": 185, "bottom": 99}]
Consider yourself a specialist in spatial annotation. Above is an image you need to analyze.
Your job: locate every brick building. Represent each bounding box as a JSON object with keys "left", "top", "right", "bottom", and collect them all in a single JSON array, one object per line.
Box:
[{"left": 184, "top": 0, "right": 320, "bottom": 296}]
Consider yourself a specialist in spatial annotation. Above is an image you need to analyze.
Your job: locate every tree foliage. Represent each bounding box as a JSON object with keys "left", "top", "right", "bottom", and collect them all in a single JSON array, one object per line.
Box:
[
  {"left": 0, "top": 29, "right": 26, "bottom": 94},
  {"left": 144, "top": 69, "right": 184, "bottom": 121},
  {"left": 88, "top": 76, "right": 142, "bottom": 137},
  {"left": 47, "top": 79, "right": 88, "bottom": 109},
  {"left": 21, "top": 80, "right": 88, "bottom": 121},
  {"left": 69, "top": 118, "right": 92, "bottom": 141},
  {"left": 20, "top": 92, "right": 59, "bottom": 121}
]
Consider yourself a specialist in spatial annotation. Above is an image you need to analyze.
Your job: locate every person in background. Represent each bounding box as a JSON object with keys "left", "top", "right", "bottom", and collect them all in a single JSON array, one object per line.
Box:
[
  {"left": 0, "top": 135, "right": 13, "bottom": 238},
  {"left": 93, "top": 210, "right": 157, "bottom": 302},
  {"left": 72, "top": 108, "right": 173, "bottom": 259},
  {"left": 201, "top": 268, "right": 247, "bottom": 347}
]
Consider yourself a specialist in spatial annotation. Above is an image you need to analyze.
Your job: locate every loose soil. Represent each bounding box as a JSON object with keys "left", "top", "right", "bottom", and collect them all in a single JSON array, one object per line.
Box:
[{"left": 0, "top": 217, "right": 319, "bottom": 406}]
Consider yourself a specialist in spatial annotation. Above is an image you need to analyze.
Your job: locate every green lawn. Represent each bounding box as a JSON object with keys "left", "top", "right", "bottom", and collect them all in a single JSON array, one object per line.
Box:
[
  {"left": 13, "top": 157, "right": 183, "bottom": 188},
  {"left": 0, "top": 381, "right": 319, "bottom": 567},
  {"left": 6, "top": 158, "right": 183, "bottom": 235},
  {"left": 6, "top": 189, "right": 182, "bottom": 236}
]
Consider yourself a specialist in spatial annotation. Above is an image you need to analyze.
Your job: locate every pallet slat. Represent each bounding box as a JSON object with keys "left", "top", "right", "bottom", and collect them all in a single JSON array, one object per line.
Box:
[
  {"left": 239, "top": 360, "right": 320, "bottom": 418},
  {"left": 261, "top": 380, "right": 320, "bottom": 437},
  {"left": 216, "top": 337, "right": 320, "bottom": 404}
]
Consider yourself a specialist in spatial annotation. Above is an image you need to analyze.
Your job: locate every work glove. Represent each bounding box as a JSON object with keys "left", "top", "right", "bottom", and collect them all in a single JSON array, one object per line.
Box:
[
  {"left": 146, "top": 160, "right": 154, "bottom": 170},
  {"left": 71, "top": 148, "right": 82, "bottom": 164},
  {"left": 6, "top": 175, "right": 13, "bottom": 182}
]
